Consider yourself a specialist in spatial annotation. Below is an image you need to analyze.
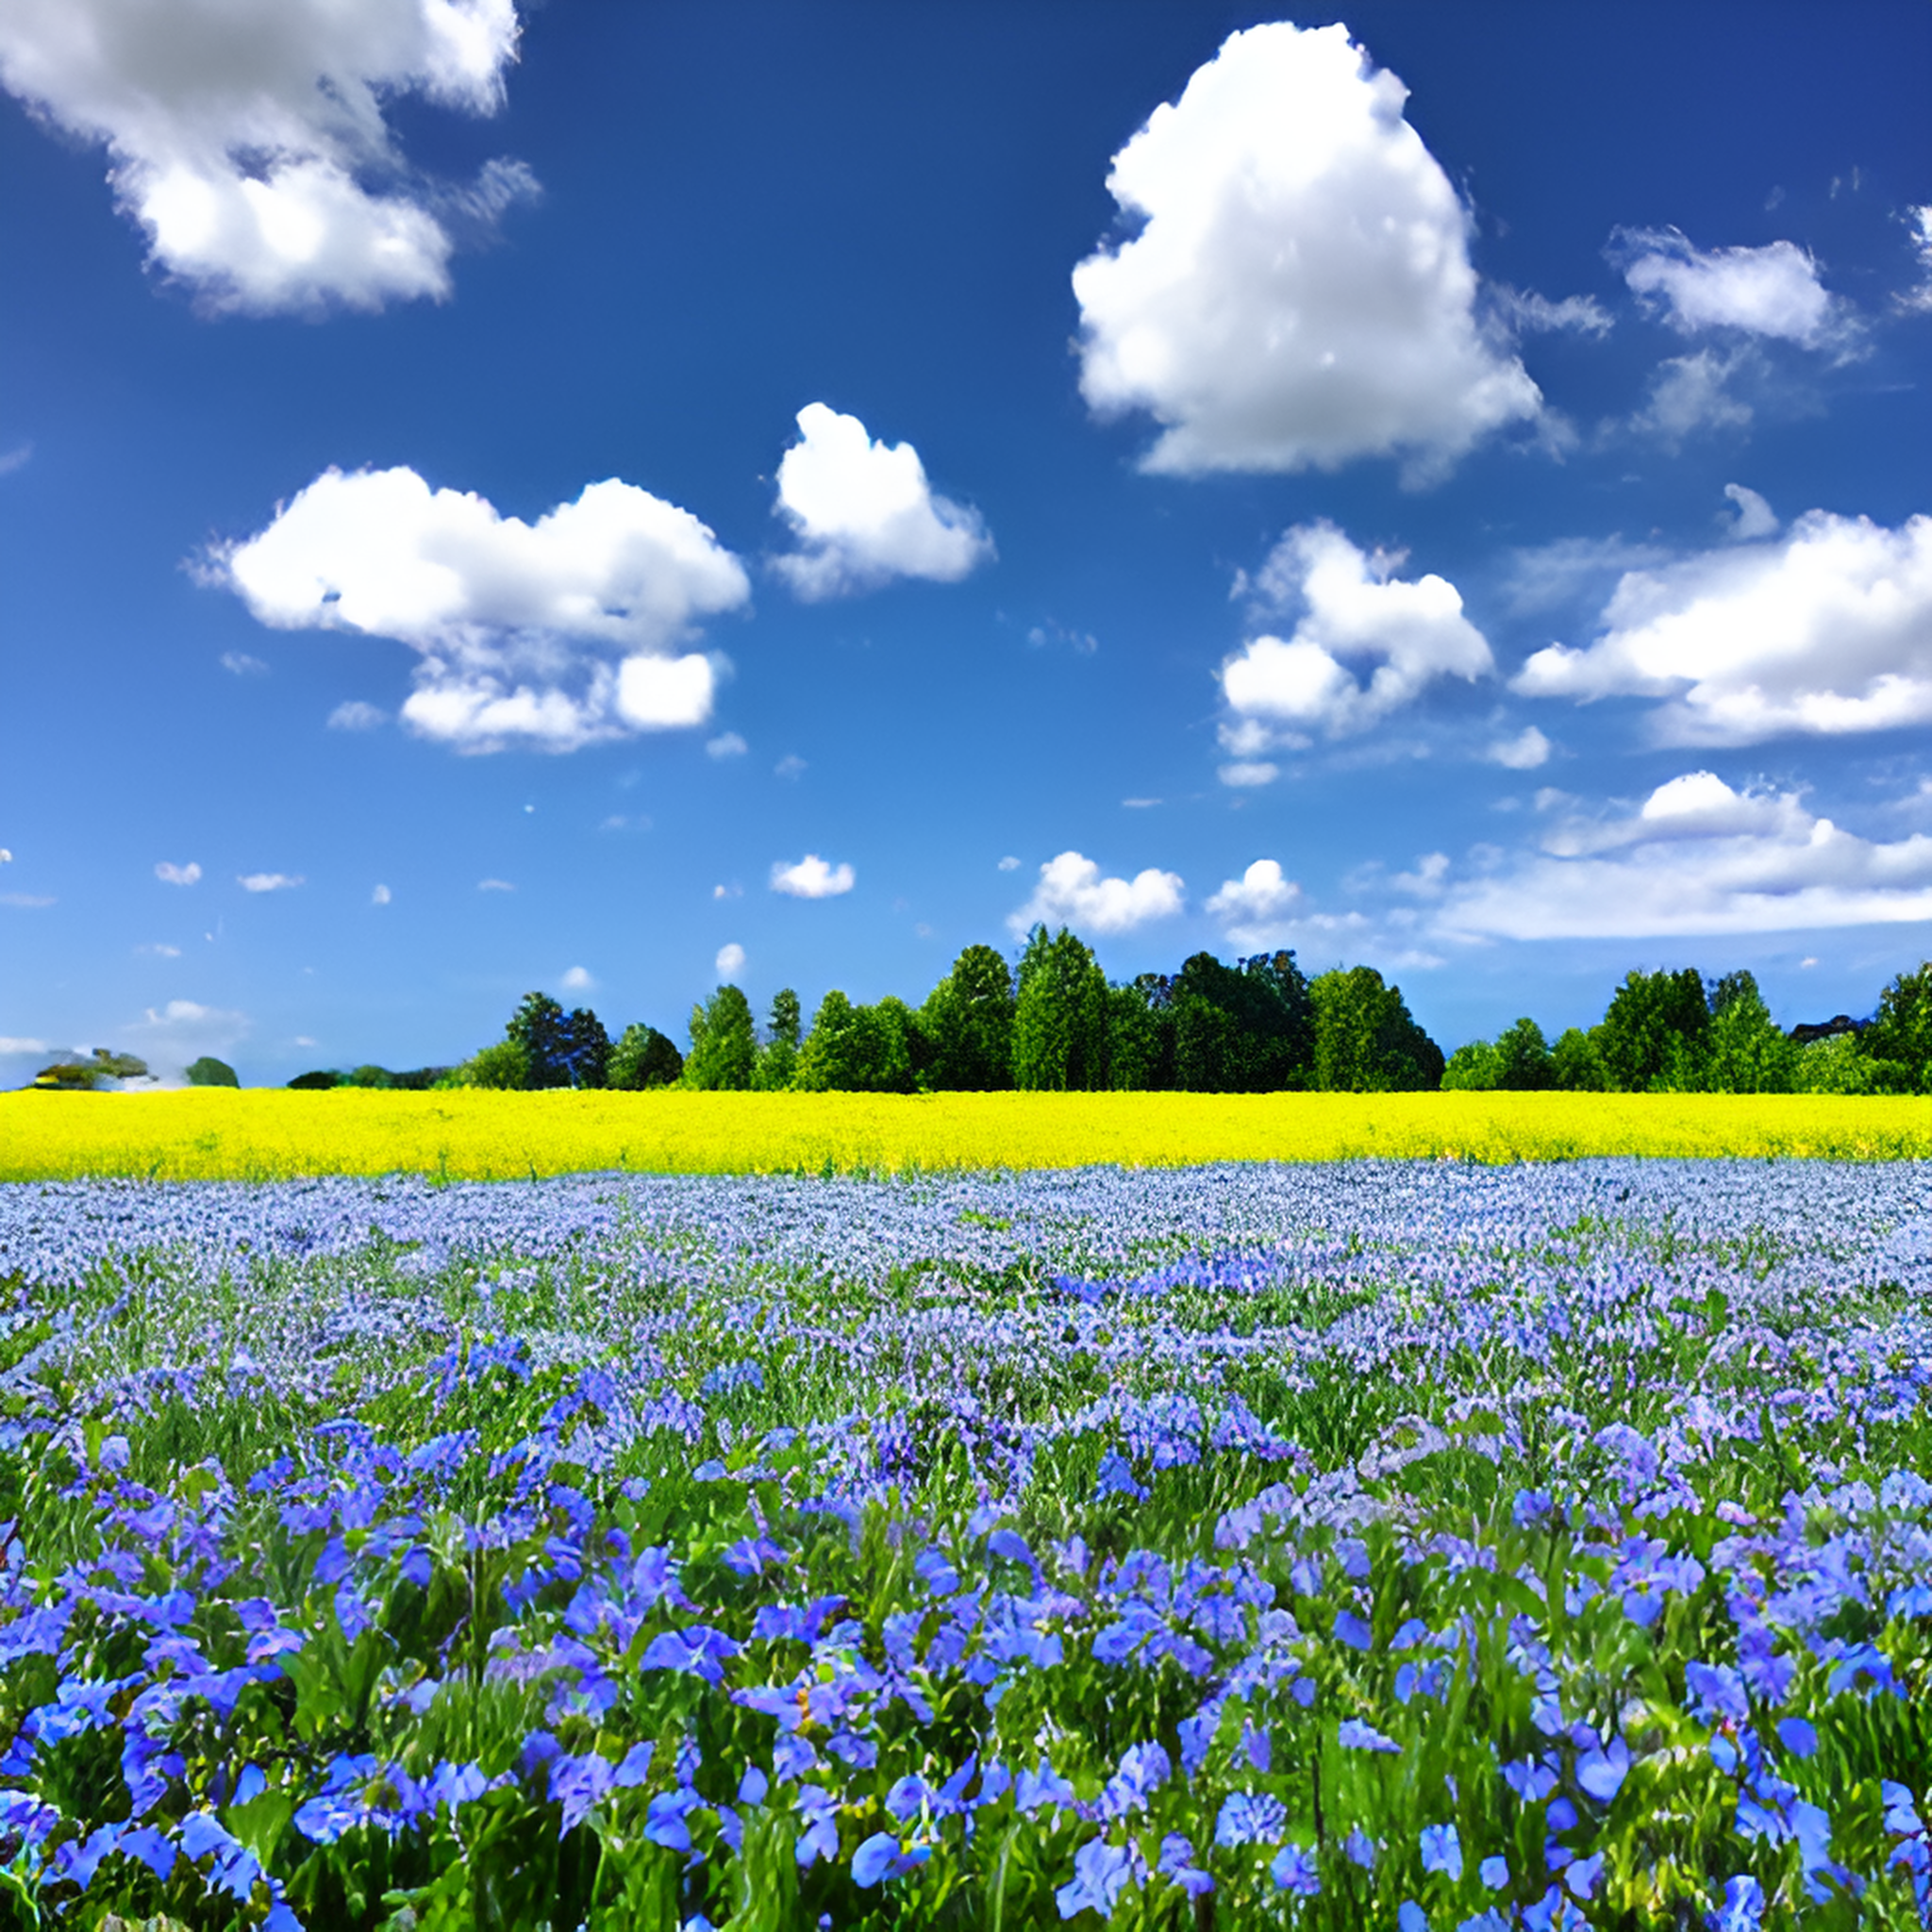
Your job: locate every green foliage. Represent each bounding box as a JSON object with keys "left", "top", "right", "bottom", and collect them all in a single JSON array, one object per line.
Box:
[
  {"left": 453, "top": 1040, "right": 531, "bottom": 1091},
  {"left": 1791, "top": 1031, "right": 1877, "bottom": 1094},
  {"left": 1492, "top": 1015, "right": 1556, "bottom": 1090},
  {"left": 343, "top": 1063, "right": 395, "bottom": 1090},
  {"left": 918, "top": 946, "right": 1015, "bottom": 1091},
  {"left": 796, "top": 991, "right": 917, "bottom": 1092},
  {"left": 183, "top": 1056, "right": 240, "bottom": 1088},
  {"left": 1161, "top": 950, "right": 1314, "bottom": 1092},
  {"left": 1308, "top": 966, "right": 1443, "bottom": 1091},
  {"left": 1441, "top": 1041, "right": 1502, "bottom": 1091},
  {"left": 286, "top": 1070, "right": 340, "bottom": 1091},
  {"left": 1104, "top": 982, "right": 1164, "bottom": 1091},
  {"left": 508, "top": 992, "right": 573, "bottom": 1090},
  {"left": 608, "top": 1024, "right": 684, "bottom": 1091},
  {"left": 1864, "top": 959, "right": 1932, "bottom": 1091},
  {"left": 682, "top": 986, "right": 758, "bottom": 1091},
  {"left": 1012, "top": 926, "right": 1110, "bottom": 1091},
  {"left": 31, "top": 1049, "right": 152, "bottom": 1091},
  {"left": 1703, "top": 971, "right": 1796, "bottom": 1093},
  {"left": 1595, "top": 968, "right": 1709, "bottom": 1091},
  {"left": 1551, "top": 1026, "right": 1608, "bottom": 1091}
]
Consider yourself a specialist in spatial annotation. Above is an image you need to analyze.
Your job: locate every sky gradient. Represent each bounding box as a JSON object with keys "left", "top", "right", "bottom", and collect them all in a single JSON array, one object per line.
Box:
[{"left": 3, "top": 1, "right": 1930, "bottom": 1082}]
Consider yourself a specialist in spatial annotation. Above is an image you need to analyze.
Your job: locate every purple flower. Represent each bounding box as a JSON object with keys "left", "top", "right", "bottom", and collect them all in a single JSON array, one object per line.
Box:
[
  {"left": 853, "top": 1830, "right": 929, "bottom": 1887},
  {"left": 1339, "top": 1718, "right": 1401, "bottom": 1754},
  {"left": 1271, "top": 1842, "right": 1321, "bottom": 1895}
]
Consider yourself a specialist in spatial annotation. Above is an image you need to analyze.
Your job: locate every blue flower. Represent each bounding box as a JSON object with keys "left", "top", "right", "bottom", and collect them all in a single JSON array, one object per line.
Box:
[
  {"left": 853, "top": 1829, "right": 929, "bottom": 1887},
  {"left": 1271, "top": 1842, "right": 1321, "bottom": 1895},
  {"left": 1055, "top": 1838, "right": 1133, "bottom": 1921},
  {"left": 1420, "top": 1822, "right": 1463, "bottom": 1880}
]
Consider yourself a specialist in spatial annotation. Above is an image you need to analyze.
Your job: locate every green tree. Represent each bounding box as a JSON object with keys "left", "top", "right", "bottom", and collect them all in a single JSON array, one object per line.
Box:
[
  {"left": 1011, "top": 926, "right": 1110, "bottom": 1091},
  {"left": 608, "top": 1024, "right": 683, "bottom": 1090},
  {"left": 1106, "top": 981, "right": 1165, "bottom": 1090},
  {"left": 754, "top": 990, "right": 803, "bottom": 1091},
  {"left": 919, "top": 945, "right": 1015, "bottom": 1090},
  {"left": 1308, "top": 968, "right": 1443, "bottom": 1092},
  {"left": 184, "top": 1056, "right": 240, "bottom": 1089},
  {"left": 1492, "top": 1017, "right": 1556, "bottom": 1091},
  {"left": 343, "top": 1064, "right": 395, "bottom": 1089},
  {"left": 1864, "top": 961, "right": 1932, "bottom": 1091},
  {"left": 508, "top": 993, "right": 574, "bottom": 1089},
  {"left": 454, "top": 1040, "right": 531, "bottom": 1089},
  {"left": 32, "top": 1048, "right": 152, "bottom": 1091},
  {"left": 682, "top": 986, "right": 757, "bottom": 1091},
  {"left": 1791, "top": 1030, "right": 1882, "bottom": 1094},
  {"left": 1702, "top": 972, "right": 1795, "bottom": 1092},
  {"left": 287, "top": 1069, "right": 341, "bottom": 1091},
  {"left": 1594, "top": 968, "right": 1709, "bottom": 1091},
  {"left": 1551, "top": 1027, "right": 1608, "bottom": 1091},
  {"left": 795, "top": 992, "right": 917, "bottom": 1091},
  {"left": 1441, "top": 1041, "right": 1501, "bottom": 1091}
]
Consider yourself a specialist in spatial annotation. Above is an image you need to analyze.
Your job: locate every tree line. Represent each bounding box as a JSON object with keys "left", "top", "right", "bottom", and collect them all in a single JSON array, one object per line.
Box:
[{"left": 1442, "top": 963, "right": 1932, "bottom": 1095}]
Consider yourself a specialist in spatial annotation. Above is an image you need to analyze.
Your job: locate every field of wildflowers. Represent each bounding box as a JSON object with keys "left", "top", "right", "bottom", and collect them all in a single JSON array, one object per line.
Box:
[
  {"left": 4, "top": 1089, "right": 1932, "bottom": 1181},
  {"left": 2, "top": 1159, "right": 1930, "bottom": 1928}
]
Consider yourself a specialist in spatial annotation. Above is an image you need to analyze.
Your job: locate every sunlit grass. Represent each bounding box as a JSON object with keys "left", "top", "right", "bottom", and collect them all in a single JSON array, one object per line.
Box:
[{"left": 2, "top": 1086, "right": 1928, "bottom": 1179}]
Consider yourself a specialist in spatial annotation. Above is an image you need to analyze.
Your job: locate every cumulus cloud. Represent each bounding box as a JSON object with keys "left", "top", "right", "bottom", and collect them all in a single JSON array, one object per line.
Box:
[
  {"left": 1205, "top": 859, "right": 1301, "bottom": 944},
  {"left": 1484, "top": 725, "right": 1551, "bottom": 770},
  {"left": 371, "top": 884, "right": 391, "bottom": 905},
  {"left": 1008, "top": 850, "right": 1184, "bottom": 937},
  {"left": 238, "top": 872, "right": 302, "bottom": 892},
  {"left": 1439, "top": 771, "right": 1932, "bottom": 939},
  {"left": 1498, "top": 535, "right": 1674, "bottom": 617},
  {"left": 1218, "top": 760, "right": 1280, "bottom": 789},
  {"left": 155, "top": 860, "right": 201, "bottom": 885},
  {"left": 715, "top": 942, "right": 745, "bottom": 978},
  {"left": 0, "top": 0, "right": 531, "bottom": 315},
  {"left": 1072, "top": 22, "right": 1541, "bottom": 479},
  {"left": 1722, "top": 483, "right": 1779, "bottom": 541},
  {"left": 213, "top": 465, "right": 750, "bottom": 753},
  {"left": 0, "top": 1037, "right": 49, "bottom": 1055},
  {"left": 1219, "top": 523, "right": 1491, "bottom": 754},
  {"left": 327, "top": 699, "right": 386, "bottom": 731},
  {"left": 1515, "top": 510, "right": 1932, "bottom": 745},
  {"left": 772, "top": 404, "right": 991, "bottom": 599},
  {"left": 559, "top": 965, "right": 592, "bottom": 991},
  {"left": 997, "top": 856, "right": 1021, "bottom": 872},
  {"left": 706, "top": 731, "right": 747, "bottom": 759},
  {"left": 1612, "top": 227, "right": 1850, "bottom": 349},
  {"left": 1902, "top": 206, "right": 1932, "bottom": 312},
  {"left": 771, "top": 854, "right": 855, "bottom": 899}
]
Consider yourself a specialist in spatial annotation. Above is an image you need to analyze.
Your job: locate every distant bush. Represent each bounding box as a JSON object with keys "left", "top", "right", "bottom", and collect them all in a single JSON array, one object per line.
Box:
[
  {"left": 184, "top": 1057, "right": 239, "bottom": 1089},
  {"left": 287, "top": 1070, "right": 340, "bottom": 1091}
]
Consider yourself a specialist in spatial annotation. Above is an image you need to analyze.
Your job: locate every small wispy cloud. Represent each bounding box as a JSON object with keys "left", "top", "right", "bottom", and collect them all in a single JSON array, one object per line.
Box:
[
  {"left": 371, "top": 884, "right": 391, "bottom": 906},
  {"left": 477, "top": 878, "right": 515, "bottom": 892},
  {"left": 155, "top": 861, "right": 202, "bottom": 886},
  {"left": 238, "top": 873, "right": 303, "bottom": 893},
  {"left": 221, "top": 651, "right": 268, "bottom": 676}
]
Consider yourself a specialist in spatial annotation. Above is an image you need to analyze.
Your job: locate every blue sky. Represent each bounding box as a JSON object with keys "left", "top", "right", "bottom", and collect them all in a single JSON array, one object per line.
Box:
[{"left": 3, "top": 1, "right": 1930, "bottom": 1082}]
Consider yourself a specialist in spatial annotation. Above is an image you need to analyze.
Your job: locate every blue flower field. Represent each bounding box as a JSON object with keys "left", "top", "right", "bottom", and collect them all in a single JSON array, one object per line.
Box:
[{"left": 1, "top": 1161, "right": 1929, "bottom": 1929}]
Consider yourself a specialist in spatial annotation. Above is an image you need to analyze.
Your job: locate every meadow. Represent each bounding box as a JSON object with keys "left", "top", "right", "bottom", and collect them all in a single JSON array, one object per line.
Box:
[
  {"left": 1, "top": 1159, "right": 1930, "bottom": 1929},
  {"left": 3, "top": 1088, "right": 1932, "bottom": 1182}
]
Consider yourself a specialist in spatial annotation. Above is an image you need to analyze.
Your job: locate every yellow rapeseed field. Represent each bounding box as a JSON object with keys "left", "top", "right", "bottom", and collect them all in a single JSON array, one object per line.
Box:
[{"left": 0, "top": 1088, "right": 1927, "bottom": 1180}]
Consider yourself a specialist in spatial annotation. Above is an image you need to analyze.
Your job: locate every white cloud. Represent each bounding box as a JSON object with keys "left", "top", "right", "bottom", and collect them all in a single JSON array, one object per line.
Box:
[
  {"left": 1722, "top": 483, "right": 1779, "bottom": 541},
  {"left": 712, "top": 882, "right": 741, "bottom": 900},
  {"left": 0, "top": 0, "right": 530, "bottom": 315},
  {"left": 1, "top": 892, "right": 54, "bottom": 908},
  {"left": 771, "top": 854, "right": 856, "bottom": 899},
  {"left": 1220, "top": 523, "right": 1492, "bottom": 744},
  {"left": 774, "top": 755, "right": 807, "bottom": 780},
  {"left": 1632, "top": 347, "right": 1756, "bottom": 443},
  {"left": 997, "top": 856, "right": 1021, "bottom": 872},
  {"left": 1217, "top": 760, "right": 1280, "bottom": 789},
  {"left": 1071, "top": 22, "right": 1541, "bottom": 479},
  {"left": 1613, "top": 227, "right": 1849, "bottom": 348},
  {"left": 327, "top": 699, "right": 387, "bottom": 731},
  {"left": 125, "top": 997, "right": 250, "bottom": 1079},
  {"left": 214, "top": 465, "right": 749, "bottom": 753},
  {"left": 1206, "top": 858, "right": 1301, "bottom": 944},
  {"left": 1008, "top": 850, "right": 1184, "bottom": 937},
  {"left": 0, "top": 850, "right": 9, "bottom": 863},
  {"left": 715, "top": 941, "right": 745, "bottom": 978},
  {"left": 1440, "top": 771, "right": 1932, "bottom": 939},
  {"left": 476, "top": 877, "right": 513, "bottom": 891},
  {"left": 1902, "top": 206, "right": 1932, "bottom": 312},
  {"left": 0, "top": 1037, "right": 48, "bottom": 1054},
  {"left": 772, "top": 403, "right": 991, "bottom": 598},
  {"left": 155, "top": 860, "right": 201, "bottom": 886},
  {"left": 559, "top": 965, "right": 592, "bottom": 991},
  {"left": 706, "top": 731, "right": 747, "bottom": 758},
  {"left": 1515, "top": 510, "right": 1932, "bottom": 745},
  {"left": 220, "top": 650, "right": 267, "bottom": 675},
  {"left": 1491, "top": 287, "right": 1613, "bottom": 337},
  {"left": 136, "top": 942, "right": 181, "bottom": 957},
  {"left": 1393, "top": 851, "right": 1451, "bottom": 895},
  {"left": 0, "top": 443, "right": 30, "bottom": 477},
  {"left": 1485, "top": 725, "right": 1551, "bottom": 770},
  {"left": 238, "top": 872, "right": 302, "bottom": 892},
  {"left": 371, "top": 884, "right": 391, "bottom": 905},
  {"left": 1498, "top": 535, "right": 1674, "bottom": 617}
]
